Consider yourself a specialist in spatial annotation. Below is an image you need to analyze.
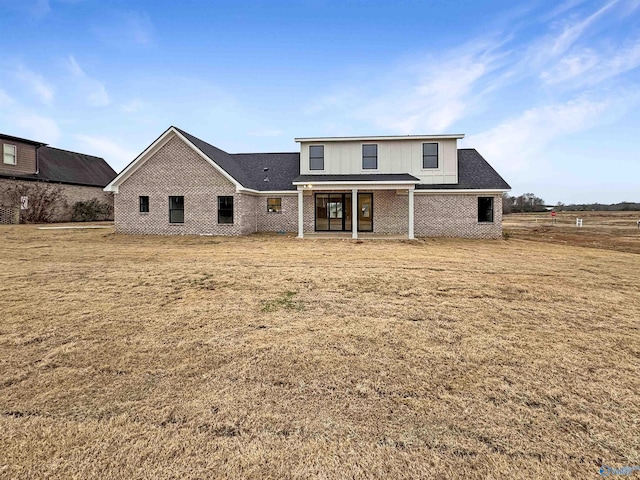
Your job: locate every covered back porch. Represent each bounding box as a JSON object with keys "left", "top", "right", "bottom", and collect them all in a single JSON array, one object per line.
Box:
[{"left": 292, "top": 174, "right": 420, "bottom": 240}]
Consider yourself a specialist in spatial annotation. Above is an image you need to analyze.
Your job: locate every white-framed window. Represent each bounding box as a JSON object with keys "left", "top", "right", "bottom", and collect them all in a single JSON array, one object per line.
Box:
[
  {"left": 309, "top": 145, "right": 324, "bottom": 170},
  {"left": 3, "top": 144, "right": 17, "bottom": 165},
  {"left": 362, "top": 144, "right": 378, "bottom": 170},
  {"left": 422, "top": 143, "right": 438, "bottom": 169}
]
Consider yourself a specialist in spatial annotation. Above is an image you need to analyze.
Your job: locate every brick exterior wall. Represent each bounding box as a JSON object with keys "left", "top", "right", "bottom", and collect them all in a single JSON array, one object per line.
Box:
[
  {"left": 114, "top": 135, "right": 256, "bottom": 236},
  {"left": 256, "top": 194, "right": 298, "bottom": 232},
  {"left": 112, "top": 135, "right": 503, "bottom": 238},
  {"left": 0, "top": 178, "right": 113, "bottom": 222},
  {"left": 414, "top": 193, "right": 502, "bottom": 239},
  {"left": 0, "top": 139, "right": 37, "bottom": 176}
]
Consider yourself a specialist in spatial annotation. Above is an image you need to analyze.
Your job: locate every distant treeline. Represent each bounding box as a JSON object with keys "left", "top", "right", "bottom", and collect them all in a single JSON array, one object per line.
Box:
[
  {"left": 503, "top": 193, "right": 640, "bottom": 214},
  {"left": 554, "top": 202, "right": 640, "bottom": 211}
]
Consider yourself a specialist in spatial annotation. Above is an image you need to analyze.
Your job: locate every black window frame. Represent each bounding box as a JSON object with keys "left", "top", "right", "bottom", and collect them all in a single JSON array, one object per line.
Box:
[
  {"left": 478, "top": 197, "right": 494, "bottom": 223},
  {"left": 218, "top": 195, "right": 234, "bottom": 224},
  {"left": 309, "top": 145, "right": 324, "bottom": 171},
  {"left": 139, "top": 195, "right": 149, "bottom": 213},
  {"left": 169, "top": 196, "right": 184, "bottom": 224},
  {"left": 267, "top": 197, "right": 282, "bottom": 213},
  {"left": 422, "top": 143, "right": 438, "bottom": 169},
  {"left": 362, "top": 144, "right": 378, "bottom": 170}
]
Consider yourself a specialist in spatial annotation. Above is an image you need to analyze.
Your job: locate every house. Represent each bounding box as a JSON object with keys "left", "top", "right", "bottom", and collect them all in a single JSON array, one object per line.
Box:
[
  {"left": 104, "top": 126, "right": 510, "bottom": 238},
  {"left": 0, "top": 133, "right": 117, "bottom": 224}
]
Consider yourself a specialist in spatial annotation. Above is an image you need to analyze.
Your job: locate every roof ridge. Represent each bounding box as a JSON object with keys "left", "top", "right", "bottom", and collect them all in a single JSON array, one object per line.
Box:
[
  {"left": 232, "top": 152, "right": 299, "bottom": 155},
  {"left": 41, "top": 145, "right": 105, "bottom": 160}
]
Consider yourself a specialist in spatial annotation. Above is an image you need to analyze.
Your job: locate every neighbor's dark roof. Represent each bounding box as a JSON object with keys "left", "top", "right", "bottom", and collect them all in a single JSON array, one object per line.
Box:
[
  {"left": 36, "top": 147, "right": 117, "bottom": 187},
  {"left": 416, "top": 149, "right": 510, "bottom": 190},
  {"left": 175, "top": 127, "right": 299, "bottom": 191},
  {"left": 293, "top": 173, "right": 419, "bottom": 183},
  {"left": 0, "top": 133, "right": 47, "bottom": 147},
  {"left": 0, "top": 144, "right": 117, "bottom": 187}
]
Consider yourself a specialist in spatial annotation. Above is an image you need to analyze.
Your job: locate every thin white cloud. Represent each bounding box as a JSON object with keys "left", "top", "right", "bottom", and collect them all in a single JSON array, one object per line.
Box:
[
  {"left": 16, "top": 65, "right": 54, "bottom": 105},
  {"left": 13, "top": 112, "right": 61, "bottom": 143},
  {"left": 67, "top": 55, "right": 110, "bottom": 107},
  {"left": 304, "top": 42, "right": 504, "bottom": 134},
  {"left": 74, "top": 134, "right": 136, "bottom": 169},
  {"left": 549, "top": 0, "right": 618, "bottom": 56},
  {"left": 94, "top": 11, "right": 154, "bottom": 48},
  {"left": 541, "top": 41, "right": 640, "bottom": 87},
  {"left": 0, "top": 89, "right": 14, "bottom": 108},
  {"left": 120, "top": 99, "right": 144, "bottom": 113},
  {"left": 464, "top": 96, "right": 624, "bottom": 173}
]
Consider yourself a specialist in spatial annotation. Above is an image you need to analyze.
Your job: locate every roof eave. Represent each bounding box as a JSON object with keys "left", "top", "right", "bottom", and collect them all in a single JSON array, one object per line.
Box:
[{"left": 295, "top": 134, "right": 465, "bottom": 143}]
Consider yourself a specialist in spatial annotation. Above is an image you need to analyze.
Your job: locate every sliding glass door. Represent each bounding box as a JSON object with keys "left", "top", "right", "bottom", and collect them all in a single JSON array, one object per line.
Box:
[
  {"left": 315, "top": 193, "right": 352, "bottom": 231},
  {"left": 315, "top": 193, "right": 373, "bottom": 232}
]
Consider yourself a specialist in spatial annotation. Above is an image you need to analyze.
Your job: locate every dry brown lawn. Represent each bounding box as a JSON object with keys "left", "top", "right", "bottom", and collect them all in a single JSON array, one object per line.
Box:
[
  {"left": 1, "top": 222, "right": 639, "bottom": 479},
  {"left": 505, "top": 210, "right": 640, "bottom": 254}
]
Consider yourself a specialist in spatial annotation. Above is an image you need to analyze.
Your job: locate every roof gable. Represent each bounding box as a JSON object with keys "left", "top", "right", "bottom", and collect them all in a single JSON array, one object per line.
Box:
[{"left": 105, "top": 127, "right": 299, "bottom": 192}]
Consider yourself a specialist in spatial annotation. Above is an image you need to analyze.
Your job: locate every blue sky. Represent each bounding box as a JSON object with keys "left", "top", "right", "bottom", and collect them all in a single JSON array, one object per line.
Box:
[{"left": 0, "top": 0, "right": 639, "bottom": 204}]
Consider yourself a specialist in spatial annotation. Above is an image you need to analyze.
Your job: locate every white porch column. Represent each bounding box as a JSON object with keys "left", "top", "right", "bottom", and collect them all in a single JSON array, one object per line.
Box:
[
  {"left": 408, "top": 188, "right": 415, "bottom": 240},
  {"left": 297, "top": 190, "right": 304, "bottom": 239},
  {"left": 352, "top": 188, "right": 358, "bottom": 239}
]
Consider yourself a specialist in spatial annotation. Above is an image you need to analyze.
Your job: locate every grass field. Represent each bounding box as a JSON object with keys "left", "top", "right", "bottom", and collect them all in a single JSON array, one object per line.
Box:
[{"left": 1, "top": 218, "right": 639, "bottom": 479}]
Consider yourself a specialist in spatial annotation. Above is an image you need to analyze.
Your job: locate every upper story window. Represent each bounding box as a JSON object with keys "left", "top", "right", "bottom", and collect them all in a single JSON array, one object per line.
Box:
[
  {"left": 3, "top": 144, "right": 16, "bottom": 165},
  {"left": 362, "top": 144, "right": 378, "bottom": 170},
  {"left": 422, "top": 143, "right": 438, "bottom": 169},
  {"left": 309, "top": 145, "right": 324, "bottom": 170}
]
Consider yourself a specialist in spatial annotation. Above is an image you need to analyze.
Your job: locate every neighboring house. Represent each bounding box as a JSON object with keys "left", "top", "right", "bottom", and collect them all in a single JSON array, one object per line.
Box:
[
  {"left": 104, "top": 126, "right": 510, "bottom": 239},
  {"left": 0, "top": 133, "right": 116, "bottom": 224}
]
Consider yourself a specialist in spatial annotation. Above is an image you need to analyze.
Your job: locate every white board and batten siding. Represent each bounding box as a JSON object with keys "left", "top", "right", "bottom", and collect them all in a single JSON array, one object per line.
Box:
[{"left": 297, "top": 137, "right": 460, "bottom": 185}]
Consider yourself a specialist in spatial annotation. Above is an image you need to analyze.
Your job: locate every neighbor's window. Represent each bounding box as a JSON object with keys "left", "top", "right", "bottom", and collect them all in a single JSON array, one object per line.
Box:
[
  {"left": 267, "top": 197, "right": 282, "bottom": 213},
  {"left": 478, "top": 197, "right": 494, "bottom": 223},
  {"left": 3, "top": 144, "right": 16, "bottom": 165},
  {"left": 139, "top": 196, "right": 149, "bottom": 213},
  {"left": 309, "top": 145, "right": 324, "bottom": 170},
  {"left": 218, "top": 196, "right": 234, "bottom": 224},
  {"left": 362, "top": 144, "right": 378, "bottom": 170},
  {"left": 423, "top": 143, "right": 438, "bottom": 169},
  {"left": 169, "top": 196, "right": 184, "bottom": 223}
]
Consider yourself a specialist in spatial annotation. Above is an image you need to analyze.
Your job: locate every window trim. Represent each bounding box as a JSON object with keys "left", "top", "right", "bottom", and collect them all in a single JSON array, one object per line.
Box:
[
  {"left": 267, "top": 197, "right": 282, "bottom": 213},
  {"left": 3, "top": 144, "right": 17, "bottom": 165},
  {"left": 139, "top": 196, "right": 149, "bottom": 213},
  {"left": 309, "top": 145, "right": 324, "bottom": 171},
  {"left": 422, "top": 143, "right": 438, "bottom": 169},
  {"left": 477, "top": 196, "right": 494, "bottom": 223},
  {"left": 362, "top": 144, "right": 378, "bottom": 170},
  {"left": 169, "top": 195, "right": 184, "bottom": 224},
  {"left": 218, "top": 195, "right": 234, "bottom": 224}
]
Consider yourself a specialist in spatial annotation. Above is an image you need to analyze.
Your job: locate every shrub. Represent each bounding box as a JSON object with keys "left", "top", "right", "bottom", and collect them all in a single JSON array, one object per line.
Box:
[
  {"left": 6, "top": 183, "right": 68, "bottom": 223},
  {"left": 71, "top": 198, "right": 113, "bottom": 222}
]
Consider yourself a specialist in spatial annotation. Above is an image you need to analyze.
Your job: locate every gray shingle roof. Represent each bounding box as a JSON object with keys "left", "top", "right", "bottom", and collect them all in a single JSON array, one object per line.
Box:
[
  {"left": 416, "top": 149, "right": 510, "bottom": 190},
  {"left": 174, "top": 128, "right": 509, "bottom": 192},
  {"left": 293, "top": 173, "right": 419, "bottom": 183},
  {"left": 175, "top": 127, "right": 299, "bottom": 191},
  {"left": 36, "top": 147, "right": 117, "bottom": 187},
  {"left": 0, "top": 145, "right": 116, "bottom": 187}
]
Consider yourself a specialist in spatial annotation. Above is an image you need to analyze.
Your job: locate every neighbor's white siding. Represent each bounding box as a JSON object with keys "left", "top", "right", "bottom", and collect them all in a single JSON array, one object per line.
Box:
[{"left": 299, "top": 139, "right": 458, "bottom": 184}]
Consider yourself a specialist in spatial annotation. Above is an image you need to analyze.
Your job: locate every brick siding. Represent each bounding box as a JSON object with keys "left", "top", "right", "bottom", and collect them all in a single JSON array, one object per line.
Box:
[
  {"left": 414, "top": 193, "right": 502, "bottom": 239},
  {"left": 115, "top": 135, "right": 256, "bottom": 235},
  {"left": 256, "top": 194, "right": 298, "bottom": 232},
  {"left": 112, "top": 136, "right": 503, "bottom": 238},
  {"left": 0, "top": 178, "right": 113, "bottom": 222}
]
